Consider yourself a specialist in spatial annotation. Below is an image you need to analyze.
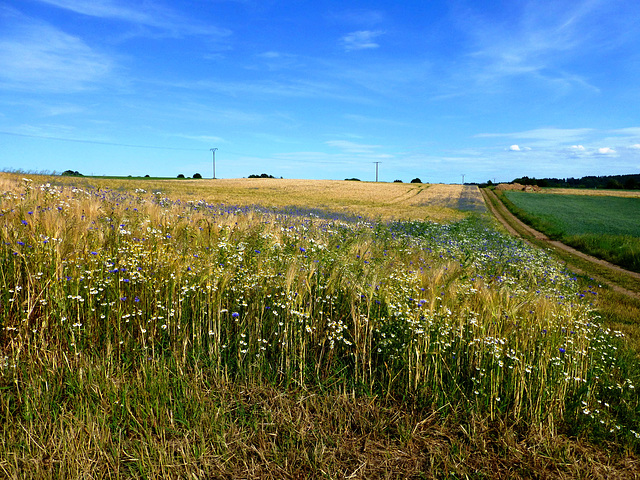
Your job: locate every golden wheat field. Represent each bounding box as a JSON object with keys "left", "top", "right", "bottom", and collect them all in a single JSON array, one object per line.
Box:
[{"left": 21, "top": 175, "right": 486, "bottom": 222}]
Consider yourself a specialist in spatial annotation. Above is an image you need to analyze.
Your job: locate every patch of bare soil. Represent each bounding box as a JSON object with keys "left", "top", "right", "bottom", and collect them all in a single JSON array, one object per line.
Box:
[{"left": 496, "top": 183, "right": 541, "bottom": 192}]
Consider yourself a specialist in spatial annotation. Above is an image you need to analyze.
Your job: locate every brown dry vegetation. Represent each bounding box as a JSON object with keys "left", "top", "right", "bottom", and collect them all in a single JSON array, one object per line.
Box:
[{"left": 3, "top": 380, "right": 638, "bottom": 479}]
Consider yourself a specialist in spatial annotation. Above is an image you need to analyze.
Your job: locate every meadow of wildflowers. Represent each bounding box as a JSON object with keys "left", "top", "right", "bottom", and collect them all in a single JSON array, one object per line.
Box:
[{"left": 1, "top": 176, "right": 638, "bottom": 476}]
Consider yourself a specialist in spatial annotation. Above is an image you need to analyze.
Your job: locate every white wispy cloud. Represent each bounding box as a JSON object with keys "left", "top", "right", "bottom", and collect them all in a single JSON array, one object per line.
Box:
[
  {"left": 173, "top": 133, "right": 225, "bottom": 144},
  {"left": 329, "top": 9, "right": 385, "bottom": 27},
  {"left": 0, "top": 98, "right": 87, "bottom": 116},
  {"left": 597, "top": 147, "right": 616, "bottom": 155},
  {"left": 33, "top": 0, "right": 231, "bottom": 38},
  {"left": 457, "top": 1, "right": 608, "bottom": 93},
  {"left": 508, "top": 144, "right": 532, "bottom": 152},
  {"left": 566, "top": 144, "right": 630, "bottom": 158},
  {"left": 165, "top": 76, "right": 372, "bottom": 104},
  {"left": 325, "top": 140, "right": 382, "bottom": 154},
  {"left": 476, "top": 127, "right": 593, "bottom": 146},
  {"left": 253, "top": 51, "right": 303, "bottom": 71},
  {"left": 273, "top": 151, "right": 357, "bottom": 166},
  {"left": 610, "top": 127, "right": 640, "bottom": 137},
  {"left": 343, "top": 113, "right": 412, "bottom": 127},
  {"left": 0, "top": 11, "right": 113, "bottom": 92},
  {"left": 36, "top": 0, "right": 160, "bottom": 25},
  {"left": 341, "top": 30, "right": 384, "bottom": 51}
]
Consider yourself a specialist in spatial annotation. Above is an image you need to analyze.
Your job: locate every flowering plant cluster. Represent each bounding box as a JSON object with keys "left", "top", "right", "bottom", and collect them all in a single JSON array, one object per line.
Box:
[{"left": 0, "top": 177, "right": 638, "bottom": 445}]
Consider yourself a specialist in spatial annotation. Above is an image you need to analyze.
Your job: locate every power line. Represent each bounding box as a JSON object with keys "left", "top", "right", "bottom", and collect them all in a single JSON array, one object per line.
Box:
[
  {"left": 1, "top": 131, "right": 394, "bottom": 172},
  {"left": 0, "top": 130, "right": 204, "bottom": 152}
]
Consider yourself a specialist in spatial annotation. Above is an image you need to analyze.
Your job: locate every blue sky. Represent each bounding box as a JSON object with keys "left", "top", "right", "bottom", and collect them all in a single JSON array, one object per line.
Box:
[{"left": 1, "top": 0, "right": 640, "bottom": 183}]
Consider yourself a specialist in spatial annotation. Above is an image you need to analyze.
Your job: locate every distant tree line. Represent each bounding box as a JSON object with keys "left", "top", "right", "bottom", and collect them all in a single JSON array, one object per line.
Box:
[
  {"left": 176, "top": 173, "right": 202, "bottom": 178},
  {"left": 344, "top": 177, "right": 424, "bottom": 183},
  {"left": 248, "top": 173, "right": 276, "bottom": 178},
  {"left": 509, "top": 174, "right": 640, "bottom": 190}
]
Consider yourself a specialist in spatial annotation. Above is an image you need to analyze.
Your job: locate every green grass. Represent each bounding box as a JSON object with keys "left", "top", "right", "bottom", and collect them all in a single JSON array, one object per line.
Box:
[
  {"left": 502, "top": 191, "right": 640, "bottom": 273},
  {"left": 1, "top": 176, "right": 639, "bottom": 478}
]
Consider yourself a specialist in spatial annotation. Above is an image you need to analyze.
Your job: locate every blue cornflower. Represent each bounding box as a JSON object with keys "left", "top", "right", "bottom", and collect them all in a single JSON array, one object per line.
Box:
[
  {"left": 559, "top": 347, "right": 566, "bottom": 354},
  {"left": 232, "top": 312, "right": 239, "bottom": 319}
]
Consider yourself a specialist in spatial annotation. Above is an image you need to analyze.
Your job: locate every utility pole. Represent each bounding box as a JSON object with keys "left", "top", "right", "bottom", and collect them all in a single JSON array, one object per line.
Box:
[
  {"left": 461, "top": 173, "right": 465, "bottom": 185},
  {"left": 373, "top": 162, "right": 381, "bottom": 182},
  {"left": 210, "top": 148, "right": 218, "bottom": 179}
]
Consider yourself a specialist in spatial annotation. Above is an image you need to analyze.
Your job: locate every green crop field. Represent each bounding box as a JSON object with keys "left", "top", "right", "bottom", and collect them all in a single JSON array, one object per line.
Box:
[
  {"left": 503, "top": 191, "right": 640, "bottom": 237},
  {"left": 502, "top": 191, "right": 640, "bottom": 273},
  {"left": 1, "top": 174, "right": 639, "bottom": 478}
]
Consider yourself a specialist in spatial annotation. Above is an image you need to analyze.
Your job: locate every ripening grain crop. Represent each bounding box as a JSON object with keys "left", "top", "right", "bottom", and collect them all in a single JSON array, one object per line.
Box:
[{"left": 1, "top": 176, "right": 638, "bottom": 476}]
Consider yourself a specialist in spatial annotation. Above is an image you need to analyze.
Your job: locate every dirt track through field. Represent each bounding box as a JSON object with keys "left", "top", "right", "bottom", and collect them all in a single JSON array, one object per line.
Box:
[{"left": 482, "top": 188, "right": 640, "bottom": 299}]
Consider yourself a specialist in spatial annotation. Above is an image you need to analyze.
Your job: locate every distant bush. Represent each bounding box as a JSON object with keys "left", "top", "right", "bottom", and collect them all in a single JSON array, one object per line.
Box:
[
  {"left": 394, "top": 179, "right": 403, "bottom": 183},
  {"left": 193, "top": 173, "right": 202, "bottom": 179},
  {"left": 410, "top": 178, "right": 422, "bottom": 184},
  {"left": 61, "top": 170, "right": 83, "bottom": 177},
  {"left": 248, "top": 173, "right": 275, "bottom": 179},
  {"left": 177, "top": 174, "right": 185, "bottom": 179},
  {"left": 345, "top": 178, "right": 361, "bottom": 182},
  {"left": 144, "top": 175, "right": 150, "bottom": 178}
]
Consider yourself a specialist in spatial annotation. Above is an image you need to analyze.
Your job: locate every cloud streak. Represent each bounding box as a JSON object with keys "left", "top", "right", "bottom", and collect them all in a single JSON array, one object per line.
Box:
[
  {"left": 326, "top": 140, "right": 383, "bottom": 154},
  {"left": 476, "top": 128, "right": 594, "bottom": 148},
  {"left": 597, "top": 147, "right": 616, "bottom": 155},
  {"left": 0, "top": 11, "right": 113, "bottom": 92},
  {"left": 341, "top": 30, "right": 384, "bottom": 51},
  {"left": 455, "top": 1, "right": 614, "bottom": 94},
  {"left": 32, "top": 0, "right": 231, "bottom": 38}
]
